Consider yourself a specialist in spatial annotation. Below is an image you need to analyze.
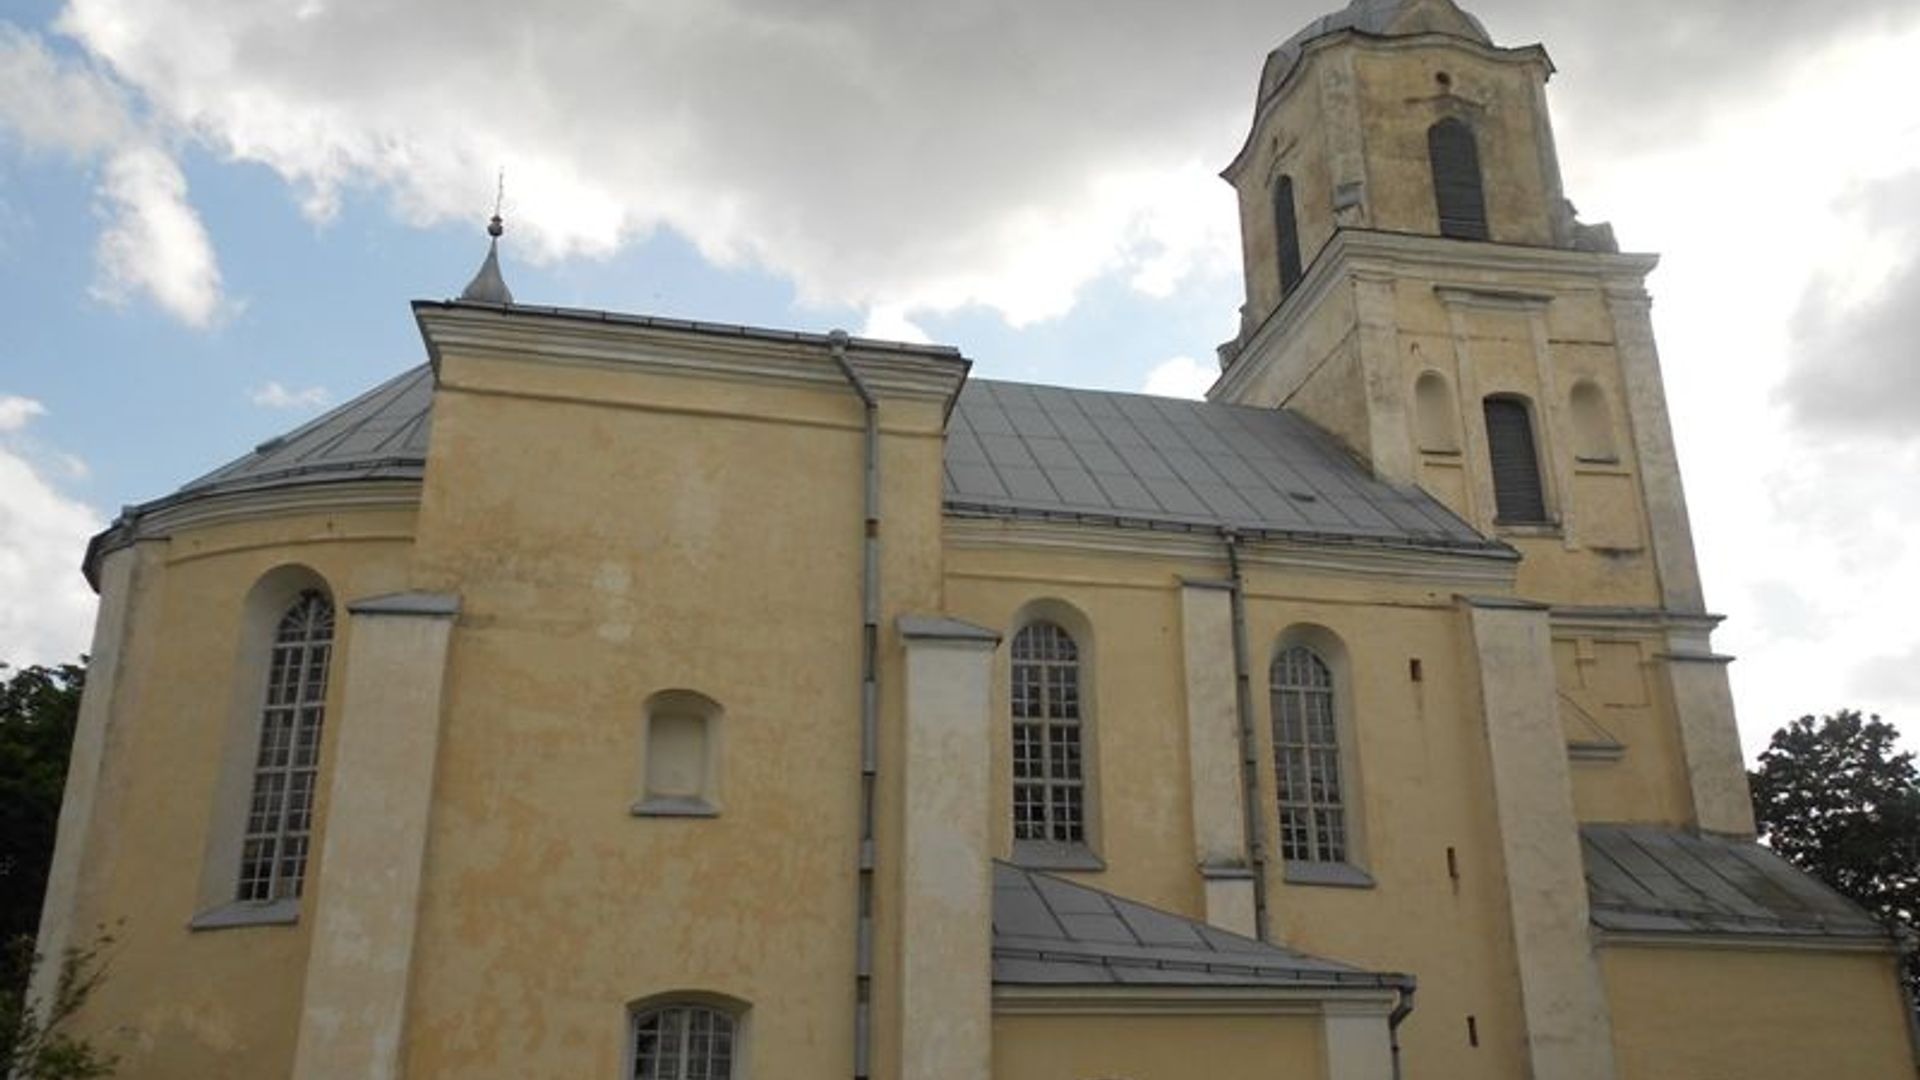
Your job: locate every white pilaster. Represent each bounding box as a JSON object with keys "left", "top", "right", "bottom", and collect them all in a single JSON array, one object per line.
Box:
[
  {"left": 1464, "top": 596, "right": 1616, "bottom": 1080},
  {"left": 898, "top": 615, "right": 999, "bottom": 1080},
  {"left": 1664, "top": 622, "right": 1756, "bottom": 836},
  {"left": 291, "top": 591, "right": 458, "bottom": 1080},
  {"left": 29, "top": 541, "right": 155, "bottom": 1014},
  {"left": 1605, "top": 285, "right": 1706, "bottom": 613},
  {"left": 1180, "top": 581, "right": 1257, "bottom": 936},
  {"left": 1321, "top": 998, "right": 1398, "bottom": 1080}
]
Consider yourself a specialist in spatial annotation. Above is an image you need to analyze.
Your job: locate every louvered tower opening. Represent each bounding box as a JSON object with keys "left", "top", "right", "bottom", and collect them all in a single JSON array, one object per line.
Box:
[
  {"left": 1483, "top": 396, "right": 1548, "bottom": 523},
  {"left": 1274, "top": 174, "right": 1304, "bottom": 296},
  {"left": 1429, "top": 118, "right": 1490, "bottom": 241}
]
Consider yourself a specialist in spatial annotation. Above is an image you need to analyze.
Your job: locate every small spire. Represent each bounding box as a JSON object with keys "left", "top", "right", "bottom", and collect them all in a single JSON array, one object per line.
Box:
[{"left": 458, "top": 171, "right": 514, "bottom": 305}]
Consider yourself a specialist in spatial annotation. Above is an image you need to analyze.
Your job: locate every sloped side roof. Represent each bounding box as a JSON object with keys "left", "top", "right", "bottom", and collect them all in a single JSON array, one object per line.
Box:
[
  {"left": 947, "top": 379, "right": 1495, "bottom": 551},
  {"left": 992, "top": 861, "right": 1407, "bottom": 989},
  {"left": 179, "top": 365, "right": 433, "bottom": 498},
  {"left": 1582, "top": 824, "right": 1890, "bottom": 941}
]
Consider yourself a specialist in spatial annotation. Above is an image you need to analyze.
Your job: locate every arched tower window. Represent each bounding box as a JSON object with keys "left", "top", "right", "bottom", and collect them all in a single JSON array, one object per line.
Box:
[
  {"left": 1483, "top": 395, "right": 1549, "bottom": 523},
  {"left": 1011, "top": 621, "right": 1085, "bottom": 847},
  {"left": 1569, "top": 379, "right": 1618, "bottom": 463},
  {"left": 632, "top": 1003, "right": 737, "bottom": 1079},
  {"left": 236, "top": 589, "right": 333, "bottom": 902},
  {"left": 1429, "top": 118, "right": 1489, "bottom": 241},
  {"left": 1272, "top": 645, "right": 1346, "bottom": 864},
  {"left": 1274, "top": 174, "right": 1304, "bottom": 297}
]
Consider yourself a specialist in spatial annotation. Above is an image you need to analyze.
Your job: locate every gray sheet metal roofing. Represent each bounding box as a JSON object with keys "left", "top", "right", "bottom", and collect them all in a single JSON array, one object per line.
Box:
[
  {"left": 1261, "top": 0, "right": 1492, "bottom": 96},
  {"left": 948, "top": 379, "right": 1495, "bottom": 550},
  {"left": 992, "top": 861, "right": 1407, "bottom": 989},
  {"left": 1582, "top": 824, "right": 1889, "bottom": 941},
  {"left": 177, "top": 365, "right": 433, "bottom": 498},
  {"left": 153, "top": 365, "right": 1496, "bottom": 554}
]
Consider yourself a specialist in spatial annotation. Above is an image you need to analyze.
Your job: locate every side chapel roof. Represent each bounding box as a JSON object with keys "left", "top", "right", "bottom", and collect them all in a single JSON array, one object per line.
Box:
[
  {"left": 1581, "top": 824, "right": 1891, "bottom": 942},
  {"left": 992, "top": 861, "right": 1408, "bottom": 990}
]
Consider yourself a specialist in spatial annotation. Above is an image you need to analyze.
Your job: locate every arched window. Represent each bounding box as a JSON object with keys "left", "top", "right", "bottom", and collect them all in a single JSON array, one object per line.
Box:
[
  {"left": 236, "top": 589, "right": 333, "bottom": 902},
  {"left": 1274, "top": 174, "right": 1304, "bottom": 297},
  {"left": 1414, "top": 370, "right": 1460, "bottom": 452},
  {"left": 631, "top": 1003, "right": 736, "bottom": 1080},
  {"left": 1272, "top": 645, "right": 1346, "bottom": 864},
  {"left": 1428, "top": 118, "right": 1489, "bottom": 241},
  {"left": 1569, "top": 379, "right": 1618, "bottom": 462},
  {"left": 1011, "top": 621, "right": 1085, "bottom": 848},
  {"left": 1483, "top": 395, "right": 1549, "bottom": 523}
]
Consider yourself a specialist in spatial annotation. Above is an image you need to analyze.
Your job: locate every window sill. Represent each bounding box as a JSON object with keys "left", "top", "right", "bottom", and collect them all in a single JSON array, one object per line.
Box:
[
  {"left": 1282, "top": 860, "right": 1375, "bottom": 889},
  {"left": 1493, "top": 520, "right": 1562, "bottom": 538},
  {"left": 631, "top": 796, "right": 720, "bottom": 818},
  {"left": 189, "top": 898, "right": 300, "bottom": 931},
  {"left": 1012, "top": 841, "right": 1105, "bottom": 872}
]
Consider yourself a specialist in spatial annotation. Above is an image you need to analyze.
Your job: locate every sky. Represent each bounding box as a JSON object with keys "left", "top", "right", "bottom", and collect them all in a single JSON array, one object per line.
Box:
[{"left": 0, "top": 0, "right": 1916, "bottom": 760}]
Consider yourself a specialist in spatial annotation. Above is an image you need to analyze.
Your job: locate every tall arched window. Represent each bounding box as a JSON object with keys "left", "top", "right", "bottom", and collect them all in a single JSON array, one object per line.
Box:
[
  {"left": 236, "top": 589, "right": 333, "bottom": 902},
  {"left": 1272, "top": 645, "right": 1346, "bottom": 864},
  {"left": 1483, "top": 395, "right": 1549, "bottom": 523},
  {"left": 1011, "top": 621, "right": 1085, "bottom": 847},
  {"left": 1428, "top": 118, "right": 1489, "bottom": 241},
  {"left": 1274, "top": 174, "right": 1304, "bottom": 297},
  {"left": 632, "top": 1003, "right": 736, "bottom": 1079}
]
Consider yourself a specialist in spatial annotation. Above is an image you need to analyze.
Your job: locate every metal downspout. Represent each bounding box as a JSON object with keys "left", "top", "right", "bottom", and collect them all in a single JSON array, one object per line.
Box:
[
  {"left": 1389, "top": 981, "right": 1417, "bottom": 1080},
  {"left": 828, "top": 330, "right": 880, "bottom": 1080},
  {"left": 1223, "top": 530, "right": 1272, "bottom": 941}
]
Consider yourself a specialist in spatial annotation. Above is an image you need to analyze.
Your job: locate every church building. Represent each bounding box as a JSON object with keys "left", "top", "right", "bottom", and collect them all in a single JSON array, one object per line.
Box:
[{"left": 33, "top": 1, "right": 1919, "bottom": 1077}]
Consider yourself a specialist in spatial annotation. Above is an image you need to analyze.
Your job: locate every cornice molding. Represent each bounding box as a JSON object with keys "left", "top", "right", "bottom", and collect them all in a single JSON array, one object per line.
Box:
[
  {"left": 991, "top": 983, "right": 1400, "bottom": 1017},
  {"left": 1213, "top": 229, "right": 1661, "bottom": 403},
  {"left": 943, "top": 515, "right": 1516, "bottom": 588},
  {"left": 85, "top": 479, "right": 422, "bottom": 587},
  {"left": 1594, "top": 928, "right": 1896, "bottom": 956},
  {"left": 413, "top": 301, "right": 970, "bottom": 411}
]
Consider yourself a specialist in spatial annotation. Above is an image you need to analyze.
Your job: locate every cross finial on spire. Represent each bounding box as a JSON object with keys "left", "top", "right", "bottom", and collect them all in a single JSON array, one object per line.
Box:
[{"left": 460, "top": 168, "right": 514, "bottom": 304}]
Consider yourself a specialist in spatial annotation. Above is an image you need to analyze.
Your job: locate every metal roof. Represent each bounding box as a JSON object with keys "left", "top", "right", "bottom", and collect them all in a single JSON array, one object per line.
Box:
[
  {"left": 948, "top": 379, "right": 1495, "bottom": 550},
  {"left": 177, "top": 365, "right": 433, "bottom": 499},
  {"left": 1582, "top": 824, "right": 1889, "bottom": 941},
  {"left": 992, "top": 861, "right": 1407, "bottom": 989},
  {"left": 145, "top": 365, "right": 1498, "bottom": 556},
  {"left": 1260, "top": 0, "right": 1492, "bottom": 99}
]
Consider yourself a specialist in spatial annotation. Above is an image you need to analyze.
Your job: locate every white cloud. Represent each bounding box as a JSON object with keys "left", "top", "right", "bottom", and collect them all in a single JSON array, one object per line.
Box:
[
  {"left": 249, "top": 381, "right": 331, "bottom": 410},
  {"left": 0, "top": 394, "right": 47, "bottom": 432},
  {"left": 91, "top": 143, "right": 227, "bottom": 326},
  {"left": 1141, "top": 355, "right": 1216, "bottom": 400},
  {"left": 0, "top": 25, "right": 228, "bottom": 328},
  {"left": 0, "top": 402, "right": 101, "bottom": 667},
  {"left": 858, "top": 306, "right": 931, "bottom": 345}
]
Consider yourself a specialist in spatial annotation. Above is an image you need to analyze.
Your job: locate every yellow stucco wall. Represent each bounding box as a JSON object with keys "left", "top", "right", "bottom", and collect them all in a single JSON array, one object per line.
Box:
[
  {"left": 393, "top": 343, "right": 951, "bottom": 1076},
  {"left": 55, "top": 507, "right": 416, "bottom": 1078},
  {"left": 992, "top": 1010, "right": 1327, "bottom": 1080},
  {"left": 944, "top": 535, "right": 1530, "bottom": 1080},
  {"left": 1601, "top": 945, "right": 1917, "bottom": 1080}
]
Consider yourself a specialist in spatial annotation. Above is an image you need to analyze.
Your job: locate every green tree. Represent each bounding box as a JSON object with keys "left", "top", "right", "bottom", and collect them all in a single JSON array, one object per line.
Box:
[
  {"left": 0, "top": 661, "right": 87, "bottom": 967},
  {"left": 0, "top": 660, "right": 114, "bottom": 1076},
  {"left": 1749, "top": 710, "right": 1920, "bottom": 997}
]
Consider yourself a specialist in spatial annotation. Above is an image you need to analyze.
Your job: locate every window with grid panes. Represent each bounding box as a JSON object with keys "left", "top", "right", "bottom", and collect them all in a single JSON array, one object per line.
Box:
[
  {"left": 632, "top": 1004, "right": 735, "bottom": 1080},
  {"left": 1272, "top": 645, "right": 1347, "bottom": 863},
  {"left": 235, "top": 590, "right": 333, "bottom": 902},
  {"left": 1010, "top": 621, "right": 1085, "bottom": 845}
]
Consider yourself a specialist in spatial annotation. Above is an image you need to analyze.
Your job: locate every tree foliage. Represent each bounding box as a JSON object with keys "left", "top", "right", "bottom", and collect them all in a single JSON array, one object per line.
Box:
[
  {"left": 0, "top": 931, "right": 118, "bottom": 1079},
  {"left": 0, "top": 659, "right": 113, "bottom": 1077},
  {"left": 1750, "top": 710, "right": 1920, "bottom": 995},
  {"left": 0, "top": 661, "right": 87, "bottom": 966}
]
